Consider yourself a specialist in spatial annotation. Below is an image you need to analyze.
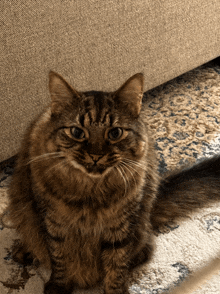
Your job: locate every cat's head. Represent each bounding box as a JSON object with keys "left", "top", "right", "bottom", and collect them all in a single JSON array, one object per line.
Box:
[{"left": 45, "top": 71, "right": 147, "bottom": 178}]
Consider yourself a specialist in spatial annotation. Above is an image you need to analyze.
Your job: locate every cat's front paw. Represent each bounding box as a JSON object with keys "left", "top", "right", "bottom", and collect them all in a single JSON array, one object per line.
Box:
[
  {"left": 11, "top": 240, "right": 35, "bottom": 266},
  {"left": 44, "top": 281, "right": 73, "bottom": 294}
]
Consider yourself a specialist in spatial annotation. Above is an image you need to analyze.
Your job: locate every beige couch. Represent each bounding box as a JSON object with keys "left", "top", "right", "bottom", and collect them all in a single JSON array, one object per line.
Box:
[{"left": 1, "top": 0, "right": 220, "bottom": 163}]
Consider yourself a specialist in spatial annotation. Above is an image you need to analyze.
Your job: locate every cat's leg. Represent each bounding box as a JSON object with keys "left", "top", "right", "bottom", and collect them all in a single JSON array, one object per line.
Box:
[
  {"left": 11, "top": 239, "right": 37, "bottom": 266},
  {"left": 101, "top": 240, "right": 132, "bottom": 294},
  {"left": 129, "top": 241, "right": 154, "bottom": 270},
  {"left": 44, "top": 236, "right": 75, "bottom": 294},
  {"left": 44, "top": 259, "right": 74, "bottom": 294},
  {"left": 101, "top": 219, "right": 154, "bottom": 293}
]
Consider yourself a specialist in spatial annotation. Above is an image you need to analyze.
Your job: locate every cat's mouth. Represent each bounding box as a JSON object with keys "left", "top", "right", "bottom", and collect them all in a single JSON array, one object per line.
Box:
[
  {"left": 85, "top": 164, "right": 108, "bottom": 175},
  {"left": 70, "top": 159, "right": 113, "bottom": 177}
]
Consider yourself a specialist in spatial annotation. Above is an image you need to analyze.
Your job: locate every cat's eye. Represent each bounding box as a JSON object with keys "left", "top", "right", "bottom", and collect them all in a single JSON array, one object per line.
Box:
[
  {"left": 71, "top": 127, "right": 85, "bottom": 140},
  {"left": 108, "top": 127, "right": 123, "bottom": 141}
]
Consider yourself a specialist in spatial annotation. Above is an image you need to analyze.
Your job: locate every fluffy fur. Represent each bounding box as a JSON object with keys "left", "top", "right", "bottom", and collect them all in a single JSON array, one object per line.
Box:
[{"left": 8, "top": 72, "right": 220, "bottom": 294}]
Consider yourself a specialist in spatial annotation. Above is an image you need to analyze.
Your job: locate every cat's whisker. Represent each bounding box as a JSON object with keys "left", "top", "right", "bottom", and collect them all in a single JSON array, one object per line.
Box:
[
  {"left": 122, "top": 161, "right": 138, "bottom": 181},
  {"left": 122, "top": 161, "right": 143, "bottom": 178},
  {"left": 123, "top": 158, "right": 146, "bottom": 165},
  {"left": 27, "top": 152, "right": 65, "bottom": 165},
  {"left": 123, "top": 161, "right": 145, "bottom": 172},
  {"left": 120, "top": 162, "right": 138, "bottom": 190},
  {"left": 124, "top": 158, "right": 146, "bottom": 166},
  {"left": 119, "top": 163, "right": 131, "bottom": 190},
  {"left": 119, "top": 165, "right": 129, "bottom": 198},
  {"left": 124, "top": 158, "right": 146, "bottom": 171},
  {"left": 115, "top": 165, "right": 127, "bottom": 197}
]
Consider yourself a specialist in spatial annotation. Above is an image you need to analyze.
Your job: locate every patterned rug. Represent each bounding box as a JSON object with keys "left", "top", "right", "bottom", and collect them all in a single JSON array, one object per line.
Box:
[{"left": 1, "top": 60, "right": 220, "bottom": 294}]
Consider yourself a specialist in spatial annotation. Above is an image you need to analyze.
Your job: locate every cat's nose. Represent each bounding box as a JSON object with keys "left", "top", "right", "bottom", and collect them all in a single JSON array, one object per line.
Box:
[{"left": 90, "top": 154, "right": 102, "bottom": 163}]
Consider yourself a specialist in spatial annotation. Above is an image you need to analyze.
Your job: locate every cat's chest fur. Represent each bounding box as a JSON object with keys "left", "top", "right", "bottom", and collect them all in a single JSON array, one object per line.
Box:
[{"left": 45, "top": 185, "right": 136, "bottom": 238}]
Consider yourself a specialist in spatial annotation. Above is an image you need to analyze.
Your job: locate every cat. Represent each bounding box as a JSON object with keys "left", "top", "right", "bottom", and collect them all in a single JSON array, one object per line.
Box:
[{"left": 7, "top": 71, "right": 220, "bottom": 294}]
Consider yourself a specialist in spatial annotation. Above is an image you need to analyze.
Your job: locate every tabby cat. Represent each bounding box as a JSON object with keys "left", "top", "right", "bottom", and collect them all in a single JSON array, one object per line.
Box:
[{"left": 8, "top": 72, "right": 220, "bottom": 294}]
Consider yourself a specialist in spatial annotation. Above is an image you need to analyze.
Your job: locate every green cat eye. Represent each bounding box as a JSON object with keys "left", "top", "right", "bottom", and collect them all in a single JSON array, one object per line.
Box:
[
  {"left": 108, "top": 127, "right": 123, "bottom": 140},
  {"left": 71, "top": 127, "right": 85, "bottom": 140}
]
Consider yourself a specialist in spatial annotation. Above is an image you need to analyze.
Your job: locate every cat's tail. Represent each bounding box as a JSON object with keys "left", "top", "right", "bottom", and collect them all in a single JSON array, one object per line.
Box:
[{"left": 150, "top": 155, "right": 220, "bottom": 232}]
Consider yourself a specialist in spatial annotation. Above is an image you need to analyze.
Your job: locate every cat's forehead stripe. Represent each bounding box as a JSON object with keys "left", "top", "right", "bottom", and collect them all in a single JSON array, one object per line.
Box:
[
  {"left": 83, "top": 112, "right": 91, "bottom": 127},
  {"left": 101, "top": 111, "right": 109, "bottom": 125},
  {"left": 90, "top": 108, "right": 97, "bottom": 124},
  {"left": 80, "top": 94, "right": 116, "bottom": 127}
]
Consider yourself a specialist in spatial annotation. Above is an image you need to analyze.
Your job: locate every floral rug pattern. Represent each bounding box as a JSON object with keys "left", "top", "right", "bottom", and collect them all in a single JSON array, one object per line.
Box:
[{"left": 1, "top": 60, "right": 220, "bottom": 293}]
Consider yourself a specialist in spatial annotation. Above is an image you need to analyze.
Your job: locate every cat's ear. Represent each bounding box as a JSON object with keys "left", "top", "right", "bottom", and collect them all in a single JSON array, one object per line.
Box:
[
  {"left": 113, "top": 73, "right": 144, "bottom": 117},
  {"left": 49, "top": 71, "right": 80, "bottom": 114}
]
